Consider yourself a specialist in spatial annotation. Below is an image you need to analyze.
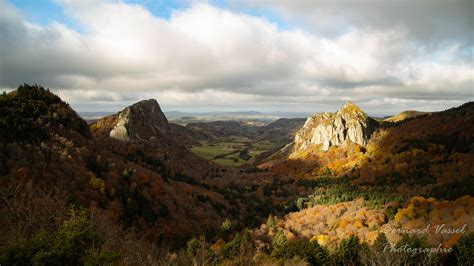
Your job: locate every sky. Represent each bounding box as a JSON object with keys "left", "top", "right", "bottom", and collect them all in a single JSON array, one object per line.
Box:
[{"left": 0, "top": 0, "right": 472, "bottom": 116}]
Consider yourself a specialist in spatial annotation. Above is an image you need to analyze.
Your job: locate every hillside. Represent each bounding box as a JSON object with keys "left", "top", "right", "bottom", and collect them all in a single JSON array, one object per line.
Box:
[
  {"left": 0, "top": 85, "right": 265, "bottom": 259},
  {"left": 0, "top": 85, "right": 323, "bottom": 264},
  {"left": 256, "top": 118, "right": 306, "bottom": 144},
  {"left": 2, "top": 85, "right": 230, "bottom": 229},
  {"left": 352, "top": 102, "right": 474, "bottom": 196},
  {"left": 384, "top": 110, "right": 430, "bottom": 123},
  {"left": 246, "top": 102, "right": 474, "bottom": 264},
  {"left": 1, "top": 85, "right": 473, "bottom": 265}
]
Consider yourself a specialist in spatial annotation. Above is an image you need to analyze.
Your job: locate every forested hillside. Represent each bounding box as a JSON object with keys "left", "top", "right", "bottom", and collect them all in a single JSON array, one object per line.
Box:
[{"left": 1, "top": 85, "right": 473, "bottom": 265}]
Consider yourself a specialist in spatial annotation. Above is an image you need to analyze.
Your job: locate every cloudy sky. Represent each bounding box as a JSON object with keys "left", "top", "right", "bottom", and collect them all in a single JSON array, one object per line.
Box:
[{"left": 0, "top": 0, "right": 472, "bottom": 115}]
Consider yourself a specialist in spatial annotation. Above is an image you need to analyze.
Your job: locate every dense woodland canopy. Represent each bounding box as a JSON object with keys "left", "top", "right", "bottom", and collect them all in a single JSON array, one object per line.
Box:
[{"left": 1, "top": 84, "right": 473, "bottom": 265}]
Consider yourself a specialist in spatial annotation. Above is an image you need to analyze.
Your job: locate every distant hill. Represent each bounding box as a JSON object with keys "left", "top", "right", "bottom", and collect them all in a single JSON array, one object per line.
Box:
[
  {"left": 79, "top": 111, "right": 114, "bottom": 121},
  {"left": 384, "top": 110, "right": 430, "bottom": 122},
  {"left": 166, "top": 110, "right": 308, "bottom": 125},
  {"left": 256, "top": 118, "right": 306, "bottom": 144}
]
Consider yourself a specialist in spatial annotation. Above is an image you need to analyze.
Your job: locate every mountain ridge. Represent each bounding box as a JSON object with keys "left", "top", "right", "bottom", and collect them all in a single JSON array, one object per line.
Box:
[{"left": 384, "top": 110, "right": 430, "bottom": 123}]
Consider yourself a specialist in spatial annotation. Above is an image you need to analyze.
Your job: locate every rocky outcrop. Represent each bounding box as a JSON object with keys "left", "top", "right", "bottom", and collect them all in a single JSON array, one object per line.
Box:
[
  {"left": 291, "top": 102, "right": 378, "bottom": 155},
  {"left": 109, "top": 99, "right": 170, "bottom": 141}
]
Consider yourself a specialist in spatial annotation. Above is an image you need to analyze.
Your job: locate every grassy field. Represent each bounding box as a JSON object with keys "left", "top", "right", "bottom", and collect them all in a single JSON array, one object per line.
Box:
[
  {"left": 191, "top": 144, "right": 234, "bottom": 160},
  {"left": 190, "top": 136, "right": 278, "bottom": 166}
]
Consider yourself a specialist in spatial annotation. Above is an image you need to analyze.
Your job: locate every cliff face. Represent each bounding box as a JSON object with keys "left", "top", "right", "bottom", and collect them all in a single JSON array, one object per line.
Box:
[
  {"left": 109, "top": 99, "right": 170, "bottom": 141},
  {"left": 292, "top": 102, "right": 378, "bottom": 155}
]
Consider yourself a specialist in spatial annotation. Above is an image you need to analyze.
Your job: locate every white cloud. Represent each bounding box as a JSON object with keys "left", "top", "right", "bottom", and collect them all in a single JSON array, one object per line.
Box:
[
  {"left": 0, "top": 0, "right": 472, "bottom": 114},
  {"left": 240, "top": 0, "right": 474, "bottom": 44}
]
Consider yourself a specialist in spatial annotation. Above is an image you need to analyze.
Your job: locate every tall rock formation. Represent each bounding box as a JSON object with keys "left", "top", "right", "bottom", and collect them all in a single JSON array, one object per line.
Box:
[
  {"left": 291, "top": 102, "right": 378, "bottom": 155},
  {"left": 109, "top": 99, "right": 170, "bottom": 141}
]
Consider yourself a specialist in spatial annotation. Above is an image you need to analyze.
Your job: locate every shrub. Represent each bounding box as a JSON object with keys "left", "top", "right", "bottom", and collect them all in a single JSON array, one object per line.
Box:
[
  {"left": 221, "top": 218, "right": 232, "bottom": 232},
  {"left": 0, "top": 209, "right": 119, "bottom": 265},
  {"left": 296, "top": 197, "right": 306, "bottom": 211},
  {"left": 325, "top": 167, "right": 332, "bottom": 176},
  {"left": 333, "top": 235, "right": 366, "bottom": 265},
  {"left": 185, "top": 236, "right": 215, "bottom": 265},
  {"left": 266, "top": 215, "right": 276, "bottom": 229},
  {"left": 429, "top": 176, "right": 474, "bottom": 200},
  {"left": 451, "top": 232, "right": 474, "bottom": 265},
  {"left": 361, "top": 233, "right": 396, "bottom": 266},
  {"left": 271, "top": 228, "right": 287, "bottom": 250},
  {"left": 384, "top": 204, "right": 400, "bottom": 221},
  {"left": 186, "top": 237, "right": 199, "bottom": 257},
  {"left": 0, "top": 230, "right": 48, "bottom": 265},
  {"left": 394, "top": 234, "right": 439, "bottom": 265},
  {"left": 221, "top": 230, "right": 253, "bottom": 259},
  {"left": 271, "top": 239, "right": 329, "bottom": 265}
]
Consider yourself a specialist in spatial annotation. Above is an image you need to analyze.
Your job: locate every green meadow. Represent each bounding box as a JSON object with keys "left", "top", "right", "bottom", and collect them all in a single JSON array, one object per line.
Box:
[{"left": 191, "top": 137, "right": 278, "bottom": 166}]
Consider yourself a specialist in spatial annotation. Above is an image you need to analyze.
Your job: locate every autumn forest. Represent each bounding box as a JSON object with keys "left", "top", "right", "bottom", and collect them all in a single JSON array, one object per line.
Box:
[{"left": 0, "top": 84, "right": 473, "bottom": 265}]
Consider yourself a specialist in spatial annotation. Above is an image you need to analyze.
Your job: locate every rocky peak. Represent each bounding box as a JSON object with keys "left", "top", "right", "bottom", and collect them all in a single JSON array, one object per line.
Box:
[
  {"left": 339, "top": 101, "right": 364, "bottom": 115},
  {"left": 291, "top": 102, "right": 378, "bottom": 155},
  {"left": 109, "top": 99, "right": 170, "bottom": 141}
]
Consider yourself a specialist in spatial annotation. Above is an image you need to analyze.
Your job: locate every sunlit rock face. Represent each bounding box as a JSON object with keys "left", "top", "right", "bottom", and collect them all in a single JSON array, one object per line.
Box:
[
  {"left": 110, "top": 99, "right": 170, "bottom": 141},
  {"left": 292, "top": 102, "right": 378, "bottom": 154}
]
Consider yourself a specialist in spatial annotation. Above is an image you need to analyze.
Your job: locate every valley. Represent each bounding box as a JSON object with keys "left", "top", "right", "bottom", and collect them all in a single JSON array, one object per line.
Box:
[
  {"left": 187, "top": 119, "right": 305, "bottom": 166},
  {"left": 1, "top": 85, "right": 473, "bottom": 265},
  {"left": 190, "top": 137, "right": 274, "bottom": 167}
]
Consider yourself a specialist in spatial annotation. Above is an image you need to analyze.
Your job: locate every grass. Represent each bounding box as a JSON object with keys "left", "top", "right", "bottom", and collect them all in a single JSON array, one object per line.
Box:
[
  {"left": 230, "top": 136, "right": 252, "bottom": 142},
  {"left": 248, "top": 150, "right": 267, "bottom": 157},
  {"left": 214, "top": 158, "right": 246, "bottom": 166},
  {"left": 191, "top": 139, "right": 276, "bottom": 166},
  {"left": 191, "top": 145, "right": 234, "bottom": 160},
  {"left": 253, "top": 140, "right": 276, "bottom": 150}
]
